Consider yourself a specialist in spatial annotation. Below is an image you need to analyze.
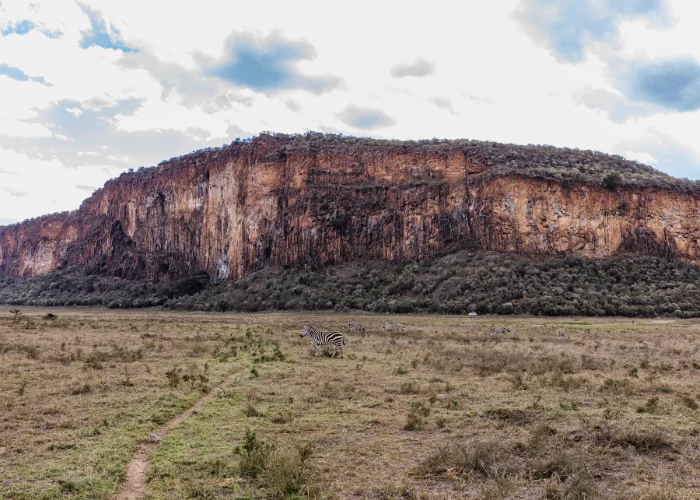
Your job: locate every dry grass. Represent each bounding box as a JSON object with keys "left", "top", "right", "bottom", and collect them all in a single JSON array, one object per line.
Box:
[{"left": 2, "top": 309, "right": 700, "bottom": 498}]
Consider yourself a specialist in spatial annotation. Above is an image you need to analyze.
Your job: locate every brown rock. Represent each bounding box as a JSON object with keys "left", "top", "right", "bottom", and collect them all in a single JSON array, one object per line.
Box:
[{"left": 1, "top": 134, "right": 698, "bottom": 280}]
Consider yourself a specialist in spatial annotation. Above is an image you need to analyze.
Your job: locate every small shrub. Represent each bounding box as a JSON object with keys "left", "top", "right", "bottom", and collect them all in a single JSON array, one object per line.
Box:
[
  {"left": 403, "top": 410, "right": 425, "bottom": 431},
  {"left": 165, "top": 368, "right": 181, "bottom": 388},
  {"left": 265, "top": 442, "right": 316, "bottom": 499},
  {"left": 234, "top": 429, "right": 273, "bottom": 479},
  {"left": 604, "top": 171, "right": 622, "bottom": 189},
  {"left": 418, "top": 439, "right": 513, "bottom": 479}
]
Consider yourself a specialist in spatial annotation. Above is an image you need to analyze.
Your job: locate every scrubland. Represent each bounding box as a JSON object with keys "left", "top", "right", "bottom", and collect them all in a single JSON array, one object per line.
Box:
[{"left": 1, "top": 309, "right": 699, "bottom": 499}]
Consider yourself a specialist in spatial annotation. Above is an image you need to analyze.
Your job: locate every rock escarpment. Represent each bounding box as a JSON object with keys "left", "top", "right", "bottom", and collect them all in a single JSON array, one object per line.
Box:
[{"left": 1, "top": 133, "right": 699, "bottom": 280}]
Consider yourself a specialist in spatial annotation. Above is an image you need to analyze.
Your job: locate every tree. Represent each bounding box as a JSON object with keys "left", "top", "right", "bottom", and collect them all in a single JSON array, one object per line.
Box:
[{"left": 604, "top": 171, "right": 622, "bottom": 189}]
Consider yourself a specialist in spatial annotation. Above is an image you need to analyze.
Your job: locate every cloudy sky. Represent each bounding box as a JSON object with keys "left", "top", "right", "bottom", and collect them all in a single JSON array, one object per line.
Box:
[{"left": 2, "top": 0, "right": 700, "bottom": 224}]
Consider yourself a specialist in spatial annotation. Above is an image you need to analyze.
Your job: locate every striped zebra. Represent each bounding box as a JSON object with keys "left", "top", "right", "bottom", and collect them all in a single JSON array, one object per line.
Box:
[
  {"left": 382, "top": 322, "right": 403, "bottom": 332},
  {"left": 347, "top": 322, "right": 365, "bottom": 333},
  {"left": 490, "top": 326, "right": 509, "bottom": 336},
  {"left": 556, "top": 328, "right": 565, "bottom": 338},
  {"left": 300, "top": 325, "right": 345, "bottom": 358}
]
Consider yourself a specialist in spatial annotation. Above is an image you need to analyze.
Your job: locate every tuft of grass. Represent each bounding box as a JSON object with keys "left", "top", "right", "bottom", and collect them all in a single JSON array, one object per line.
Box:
[
  {"left": 418, "top": 438, "right": 514, "bottom": 479},
  {"left": 636, "top": 396, "right": 660, "bottom": 414},
  {"left": 485, "top": 408, "right": 533, "bottom": 425},
  {"left": 399, "top": 381, "right": 421, "bottom": 395},
  {"left": 70, "top": 383, "right": 92, "bottom": 395},
  {"left": 678, "top": 395, "right": 698, "bottom": 410},
  {"left": 595, "top": 426, "right": 674, "bottom": 454}
]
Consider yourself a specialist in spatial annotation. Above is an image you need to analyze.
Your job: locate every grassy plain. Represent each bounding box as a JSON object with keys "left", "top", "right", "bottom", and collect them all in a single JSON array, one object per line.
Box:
[{"left": 1, "top": 308, "right": 700, "bottom": 499}]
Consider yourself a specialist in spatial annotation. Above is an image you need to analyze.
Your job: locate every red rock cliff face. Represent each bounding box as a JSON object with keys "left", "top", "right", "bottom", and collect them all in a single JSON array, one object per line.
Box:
[{"left": 1, "top": 134, "right": 699, "bottom": 280}]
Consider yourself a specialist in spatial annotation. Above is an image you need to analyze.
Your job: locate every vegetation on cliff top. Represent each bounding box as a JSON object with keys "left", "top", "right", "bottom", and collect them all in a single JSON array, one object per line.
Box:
[
  {"left": 3, "top": 251, "right": 700, "bottom": 317},
  {"left": 106, "top": 132, "right": 693, "bottom": 194}
]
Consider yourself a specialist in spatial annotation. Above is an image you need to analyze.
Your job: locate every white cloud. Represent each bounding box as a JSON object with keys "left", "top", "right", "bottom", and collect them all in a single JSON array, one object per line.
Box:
[
  {"left": 0, "top": 119, "right": 52, "bottom": 137},
  {"left": 625, "top": 151, "right": 658, "bottom": 164},
  {"left": 0, "top": 147, "right": 120, "bottom": 220},
  {"left": 0, "top": 0, "right": 700, "bottom": 223}
]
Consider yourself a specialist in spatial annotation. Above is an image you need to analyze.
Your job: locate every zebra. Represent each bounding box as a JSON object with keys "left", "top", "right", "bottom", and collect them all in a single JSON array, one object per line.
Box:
[
  {"left": 300, "top": 325, "right": 345, "bottom": 358},
  {"left": 556, "top": 328, "right": 565, "bottom": 338},
  {"left": 382, "top": 322, "right": 403, "bottom": 332},
  {"left": 347, "top": 322, "right": 365, "bottom": 333},
  {"left": 490, "top": 326, "right": 509, "bottom": 336}
]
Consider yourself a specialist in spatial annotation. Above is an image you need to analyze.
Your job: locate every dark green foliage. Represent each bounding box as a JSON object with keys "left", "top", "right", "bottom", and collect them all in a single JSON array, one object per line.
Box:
[
  {"left": 604, "top": 171, "right": 622, "bottom": 189},
  {"left": 5, "top": 250, "right": 700, "bottom": 317}
]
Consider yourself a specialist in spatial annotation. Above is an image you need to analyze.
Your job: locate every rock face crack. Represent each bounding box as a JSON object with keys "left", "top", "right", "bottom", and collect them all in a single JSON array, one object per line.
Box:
[{"left": 2, "top": 134, "right": 700, "bottom": 280}]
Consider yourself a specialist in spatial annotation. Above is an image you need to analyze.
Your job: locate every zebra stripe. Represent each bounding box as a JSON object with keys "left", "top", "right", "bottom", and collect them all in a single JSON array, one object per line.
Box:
[
  {"left": 556, "top": 328, "right": 565, "bottom": 337},
  {"left": 347, "top": 322, "right": 365, "bottom": 332},
  {"left": 382, "top": 322, "right": 402, "bottom": 332},
  {"left": 490, "top": 326, "right": 509, "bottom": 336},
  {"left": 300, "top": 325, "right": 345, "bottom": 357}
]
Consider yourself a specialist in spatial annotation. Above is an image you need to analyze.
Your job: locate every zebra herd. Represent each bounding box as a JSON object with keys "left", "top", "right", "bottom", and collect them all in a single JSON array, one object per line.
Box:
[
  {"left": 299, "top": 322, "right": 569, "bottom": 358},
  {"left": 298, "top": 321, "right": 403, "bottom": 358},
  {"left": 348, "top": 321, "right": 404, "bottom": 333}
]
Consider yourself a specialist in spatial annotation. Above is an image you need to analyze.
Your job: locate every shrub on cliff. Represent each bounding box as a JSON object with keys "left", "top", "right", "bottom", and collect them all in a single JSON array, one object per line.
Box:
[{"left": 604, "top": 172, "right": 622, "bottom": 190}]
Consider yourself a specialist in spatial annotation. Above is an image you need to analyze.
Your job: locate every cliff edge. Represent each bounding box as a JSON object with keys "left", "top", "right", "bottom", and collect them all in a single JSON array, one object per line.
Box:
[{"left": 2, "top": 132, "right": 699, "bottom": 280}]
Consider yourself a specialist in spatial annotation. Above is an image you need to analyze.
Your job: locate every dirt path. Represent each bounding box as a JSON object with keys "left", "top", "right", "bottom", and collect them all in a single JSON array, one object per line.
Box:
[{"left": 115, "top": 372, "right": 238, "bottom": 500}]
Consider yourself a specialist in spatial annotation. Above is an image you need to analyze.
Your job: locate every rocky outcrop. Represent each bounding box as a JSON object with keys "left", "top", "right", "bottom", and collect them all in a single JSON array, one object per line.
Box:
[{"left": 2, "top": 133, "right": 699, "bottom": 280}]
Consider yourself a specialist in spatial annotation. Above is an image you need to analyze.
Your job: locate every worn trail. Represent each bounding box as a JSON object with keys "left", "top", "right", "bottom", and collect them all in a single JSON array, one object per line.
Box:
[{"left": 115, "top": 372, "right": 238, "bottom": 500}]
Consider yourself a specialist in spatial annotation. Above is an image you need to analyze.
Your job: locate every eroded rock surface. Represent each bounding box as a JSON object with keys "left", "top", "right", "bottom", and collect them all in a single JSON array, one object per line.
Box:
[{"left": 2, "top": 134, "right": 698, "bottom": 280}]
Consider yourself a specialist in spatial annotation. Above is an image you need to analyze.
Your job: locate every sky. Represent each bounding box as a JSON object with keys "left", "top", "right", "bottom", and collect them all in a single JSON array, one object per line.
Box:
[{"left": 2, "top": 0, "right": 700, "bottom": 225}]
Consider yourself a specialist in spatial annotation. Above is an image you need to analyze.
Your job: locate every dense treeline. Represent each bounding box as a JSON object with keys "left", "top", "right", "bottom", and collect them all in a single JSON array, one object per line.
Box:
[{"left": 3, "top": 251, "right": 700, "bottom": 317}]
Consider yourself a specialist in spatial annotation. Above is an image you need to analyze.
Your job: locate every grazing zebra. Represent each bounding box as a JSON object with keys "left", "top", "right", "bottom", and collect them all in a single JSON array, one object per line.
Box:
[
  {"left": 347, "top": 322, "right": 365, "bottom": 333},
  {"left": 556, "top": 328, "right": 565, "bottom": 338},
  {"left": 382, "top": 322, "right": 403, "bottom": 332},
  {"left": 490, "top": 326, "right": 509, "bottom": 336},
  {"left": 300, "top": 325, "right": 345, "bottom": 358}
]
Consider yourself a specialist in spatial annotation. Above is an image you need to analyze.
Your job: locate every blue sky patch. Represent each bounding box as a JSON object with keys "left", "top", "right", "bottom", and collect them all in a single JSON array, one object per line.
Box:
[
  {"left": 209, "top": 32, "right": 339, "bottom": 93},
  {"left": 1, "top": 20, "right": 36, "bottom": 36},
  {"left": 77, "top": 3, "right": 137, "bottom": 53}
]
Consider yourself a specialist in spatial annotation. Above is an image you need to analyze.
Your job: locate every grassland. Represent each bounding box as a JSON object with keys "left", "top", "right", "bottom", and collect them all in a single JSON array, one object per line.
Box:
[{"left": 1, "top": 309, "right": 700, "bottom": 499}]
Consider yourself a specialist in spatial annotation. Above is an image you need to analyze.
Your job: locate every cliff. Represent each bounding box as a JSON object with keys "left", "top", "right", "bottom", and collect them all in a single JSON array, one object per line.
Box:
[{"left": 1, "top": 133, "right": 699, "bottom": 280}]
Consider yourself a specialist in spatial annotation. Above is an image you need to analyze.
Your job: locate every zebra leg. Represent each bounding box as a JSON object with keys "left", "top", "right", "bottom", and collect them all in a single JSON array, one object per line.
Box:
[
  {"left": 314, "top": 344, "right": 320, "bottom": 357},
  {"left": 331, "top": 345, "right": 337, "bottom": 358}
]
